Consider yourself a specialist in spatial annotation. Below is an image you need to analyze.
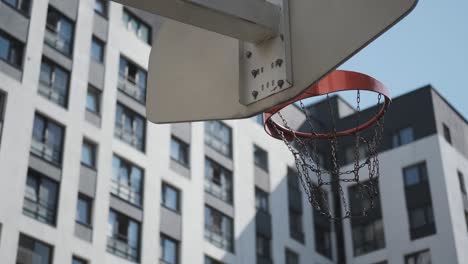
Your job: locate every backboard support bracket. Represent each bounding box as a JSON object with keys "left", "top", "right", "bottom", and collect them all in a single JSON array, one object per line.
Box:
[{"left": 239, "top": 0, "right": 293, "bottom": 106}]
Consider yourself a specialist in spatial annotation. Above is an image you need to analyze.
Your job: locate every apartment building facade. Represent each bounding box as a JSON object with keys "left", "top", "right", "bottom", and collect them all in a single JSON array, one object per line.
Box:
[{"left": 0, "top": 0, "right": 467, "bottom": 264}]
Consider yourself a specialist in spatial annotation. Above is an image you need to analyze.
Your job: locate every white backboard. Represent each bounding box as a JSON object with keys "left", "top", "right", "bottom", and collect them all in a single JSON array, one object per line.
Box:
[{"left": 114, "top": 0, "right": 417, "bottom": 123}]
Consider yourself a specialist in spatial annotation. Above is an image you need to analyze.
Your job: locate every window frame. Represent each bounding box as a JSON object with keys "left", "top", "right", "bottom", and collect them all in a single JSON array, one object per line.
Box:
[
  {"left": 170, "top": 136, "right": 190, "bottom": 168},
  {"left": 204, "top": 157, "right": 233, "bottom": 204},
  {"left": 404, "top": 249, "right": 431, "bottom": 264},
  {"left": 161, "top": 182, "right": 181, "bottom": 213},
  {"left": 17, "top": 233, "right": 54, "bottom": 264},
  {"left": 256, "top": 233, "right": 271, "bottom": 260},
  {"left": 31, "top": 112, "right": 65, "bottom": 166},
  {"left": 253, "top": 144, "right": 269, "bottom": 172},
  {"left": 285, "top": 248, "right": 299, "bottom": 264},
  {"left": 94, "top": 0, "right": 108, "bottom": 18},
  {"left": 111, "top": 154, "right": 144, "bottom": 207},
  {"left": 81, "top": 139, "right": 97, "bottom": 169},
  {"left": 107, "top": 209, "right": 141, "bottom": 262},
  {"left": 122, "top": 8, "right": 152, "bottom": 44},
  {"left": 1, "top": 0, "right": 32, "bottom": 16},
  {"left": 458, "top": 170, "right": 467, "bottom": 196},
  {"left": 86, "top": 85, "right": 101, "bottom": 115},
  {"left": 39, "top": 57, "right": 71, "bottom": 108},
  {"left": 255, "top": 188, "right": 269, "bottom": 213},
  {"left": 91, "top": 36, "right": 105, "bottom": 63},
  {"left": 443, "top": 123, "right": 452, "bottom": 144},
  {"left": 204, "top": 205, "right": 234, "bottom": 252},
  {"left": 0, "top": 29, "right": 25, "bottom": 69},
  {"left": 160, "top": 234, "right": 179, "bottom": 264},
  {"left": 204, "top": 121, "right": 233, "bottom": 158},
  {"left": 45, "top": 6, "right": 75, "bottom": 57},
  {"left": 114, "top": 102, "right": 146, "bottom": 152},
  {"left": 76, "top": 193, "right": 93, "bottom": 227},
  {"left": 392, "top": 126, "right": 415, "bottom": 148}
]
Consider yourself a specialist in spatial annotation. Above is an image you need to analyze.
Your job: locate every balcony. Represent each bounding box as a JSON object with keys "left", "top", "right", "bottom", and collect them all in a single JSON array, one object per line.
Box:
[
  {"left": 44, "top": 27, "right": 71, "bottom": 55},
  {"left": 204, "top": 180, "right": 232, "bottom": 204},
  {"left": 107, "top": 235, "right": 139, "bottom": 262},
  {"left": 16, "top": 247, "right": 44, "bottom": 264},
  {"left": 110, "top": 179, "right": 142, "bottom": 207},
  {"left": 114, "top": 123, "right": 144, "bottom": 151},
  {"left": 38, "top": 79, "right": 67, "bottom": 107},
  {"left": 30, "top": 138, "right": 61, "bottom": 165},
  {"left": 23, "top": 196, "right": 56, "bottom": 225},
  {"left": 204, "top": 225, "right": 233, "bottom": 252},
  {"left": 118, "top": 74, "right": 146, "bottom": 104},
  {"left": 205, "top": 136, "right": 231, "bottom": 158}
]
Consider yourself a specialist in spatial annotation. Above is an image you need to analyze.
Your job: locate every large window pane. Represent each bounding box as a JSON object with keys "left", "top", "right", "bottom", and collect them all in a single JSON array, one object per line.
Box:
[
  {"left": 111, "top": 155, "right": 143, "bottom": 206},
  {"left": 205, "top": 121, "right": 232, "bottom": 157},
  {"left": 23, "top": 170, "right": 59, "bottom": 226}
]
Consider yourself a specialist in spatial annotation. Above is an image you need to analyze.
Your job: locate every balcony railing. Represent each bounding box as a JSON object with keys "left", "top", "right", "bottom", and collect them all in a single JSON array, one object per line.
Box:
[
  {"left": 44, "top": 27, "right": 72, "bottom": 55},
  {"left": 16, "top": 247, "right": 44, "bottom": 264},
  {"left": 38, "top": 79, "right": 67, "bottom": 106},
  {"left": 30, "top": 138, "right": 61, "bottom": 165},
  {"left": 107, "top": 235, "right": 139, "bottom": 262},
  {"left": 23, "top": 196, "right": 56, "bottom": 225},
  {"left": 204, "top": 225, "right": 233, "bottom": 252},
  {"left": 205, "top": 135, "right": 231, "bottom": 157},
  {"left": 204, "top": 180, "right": 232, "bottom": 204},
  {"left": 118, "top": 74, "right": 146, "bottom": 103},
  {"left": 114, "top": 123, "right": 144, "bottom": 151},
  {"left": 110, "top": 179, "right": 142, "bottom": 207}
]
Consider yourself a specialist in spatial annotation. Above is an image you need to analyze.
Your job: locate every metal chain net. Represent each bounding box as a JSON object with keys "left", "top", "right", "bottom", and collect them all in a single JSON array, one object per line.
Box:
[{"left": 270, "top": 91, "right": 386, "bottom": 220}]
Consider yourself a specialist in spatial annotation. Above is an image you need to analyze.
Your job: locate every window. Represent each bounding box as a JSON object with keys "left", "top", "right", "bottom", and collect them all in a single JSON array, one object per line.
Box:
[
  {"left": 45, "top": 7, "right": 75, "bottom": 56},
  {"left": 465, "top": 211, "right": 468, "bottom": 231},
  {"left": 118, "top": 56, "right": 147, "bottom": 103},
  {"left": 122, "top": 9, "right": 151, "bottom": 44},
  {"left": 0, "top": 30, "right": 24, "bottom": 68},
  {"left": 392, "top": 127, "right": 414, "bottom": 148},
  {"left": 255, "top": 188, "right": 269, "bottom": 212},
  {"left": 287, "top": 170, "right": 304, "bottom": 242},
  {"left": 91, "top": 36, "right": 105, "bottom": 62},
  {"left": 73, "top": 256, "right": 88, "bottom": 264},
  {"left": 256, "top": 234, "right": 271, "bottom": 260},
  {"left": 94, "top": 0, "right": 107, "bottom": 17},
  {"left": 76, "top": 194, "right": 93, "bottom": 226},
  {"left": 458, "top": 171, "right": 467, "bottom": 197},
  {"left": 345, "top": 145, "right": 367, "bottom": 164},
  {"left": 111, "top": 155, "right": 144, "bottom": 206},
  {"left": 205, "top": 256, "right": 223, "bottom": 264},
  {"left": 23, "top": 169, "right": 59, "bottom": 226},
  {"left": 81, "top": 139, "right": 97, "bottom": 169},
  {"left": 160, "top": 234, "right": 179, "bottom": 264},
  {"left": 204, "top": 205, "right": 234, "bottom": 252},
  {"left": 443, "top": 123, "right": 452, "bottom": 144},
  {"left": 403, "top": 163, "right": 436, "bottom": 240},
  {"left": 313, "top": 187, "right": 332, "bottom": 259},
  {"left": 39, "top": 57, "right": 70, "bottom": 107},
  {"left": 205, "top": 121, "right": 232, "bottom": 157},
  {"left": 285, "top": 249, "right": 299, "bottom": 264},
  {"left": 86, "top": 86, "right": 101, "bottom": 115},
  {"left": 2, "top": 0, "right": 31, "bottom": 15},
  {"left": 170, "top": 136, "right": 190, "bottom": 167},
  {"left": 107, "top": 209, "right": 141, "bottom": 262},
  {"left": 405, "top": 249, "right": 431, "bottom": 264},
  {"left": 252, "top": 114, "right": 264, "bottom": 125},
  {"left": 205, "top": 158, "right": 233, "bottom": 204},
  {"left": 31, "top": 113, "right": 65, "bottom": 165},
  {"left": 115, "top": 103, "right": 146, "bottom": 151},
  {"left": 0, "top": 91, "right": 5, "bottom": 146},
  {"left": 16, "top": 234, "right": 53, "bottom": 264},
  {"left": 349, "top": 181, "right": 385, "bottom": 256},
  {"left": 289, "top": 209, "right": 304, "bottom": 242},
  {"left": 161, "top": 183, "right": 180, "bottom": 213},
  {"left": 254, "top": 145, "right": 269, "bottom": 171}
]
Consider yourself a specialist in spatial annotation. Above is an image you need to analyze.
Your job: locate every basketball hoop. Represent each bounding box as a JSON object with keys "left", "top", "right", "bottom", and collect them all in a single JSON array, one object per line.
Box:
[{"left": 263, "top": 70, "right": 391, "bottom": 220}]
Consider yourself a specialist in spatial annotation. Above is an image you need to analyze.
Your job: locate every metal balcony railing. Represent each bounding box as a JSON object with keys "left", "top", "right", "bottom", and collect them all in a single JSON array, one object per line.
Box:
[
  {"left": 44, "top": 27, "right": 72, "bottom": 55},
  {"left": 117, "top": 74, "right": 146, "bottom": 103},
  {"left": 114, "top": 123, "right": 144, "bottom": 151},
  {"left": 204, "top": 180, "right": 232, "bottom": 204},
  {"left": 38, "top": 79, "right": 67, "bottom": 106},
  {"left": 204, "top": 225, "right": 233, "bottom": 252},
  {"left": 30, "top": 138, "right": 61, "bottom": 165},
  {"left": 107, "top": 235, "right": 139, "bottom": 262},
  {"left": 110, "top": 179, "right": 142, "bottom": 207},
  {"left": 205, "top": 135, "right": 231, "bottom": 157},
  {"left": 23, "top": 196, "right": 56, "bottom": 225}
]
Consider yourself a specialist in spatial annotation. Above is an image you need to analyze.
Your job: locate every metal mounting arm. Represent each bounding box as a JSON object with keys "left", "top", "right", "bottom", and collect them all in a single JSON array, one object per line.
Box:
[{"left": 113, "top": 0, "right": 281, "bottom": 43}]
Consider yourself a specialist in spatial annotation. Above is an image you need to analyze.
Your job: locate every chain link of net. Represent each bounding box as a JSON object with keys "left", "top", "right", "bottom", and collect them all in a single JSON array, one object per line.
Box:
[{"left": 270, "top": 91, "right": 387, "bottom": 221}]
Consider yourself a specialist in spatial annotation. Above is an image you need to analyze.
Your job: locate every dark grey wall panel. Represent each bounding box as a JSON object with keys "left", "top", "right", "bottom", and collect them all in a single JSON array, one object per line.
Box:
[
  {"left": 205, "top": 146, "right": 234, "bottom": 171},
  {"left": 254, "top": 166, "right": 270, "bottom": 192},
  {"left": 43, "top": 45, "right": 73, "bottom": 71},
  {"left": 79, "top": 165, "right": 97, "bottom": 198},
  {"left": 0, "top": 2, "right": 30, "bottom": 42},
  {"left": 171, "top": 123, "right": 191, "bottom": 143},
  {"left": 49, "top": 0, "right": 79, "bottom": 20},
  {"left": 75, "top": 223, "right": 93, "bottom": 242},
  {"left": 89, "top": 60, "right": 105, "bottom": 89},
  {"left": 205, "top": 193, "right": 234, "bottom": 218},
  {"left": 0, "top": 61, "right": 22, "bottom": 82},
  {"left": 85, "top": 111, "right": 102, "bottom": 128},
  {"left": 109, "top": 196, "right": 143, "bottom": 222},
  {"left": 160, "top": 207, "right": 182, "bottom": 240},
  {"left": 29, "top": 155, "right": 62, "bottom": 182},
  {"left": 170, "top": 159, "right": 190, "bottom": 178},
  {"left": 117, "top": 91, "right": 146, "bottom": 117},
  {"left": 93, "top": 13, "right": 109, "bottom": 42}
]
